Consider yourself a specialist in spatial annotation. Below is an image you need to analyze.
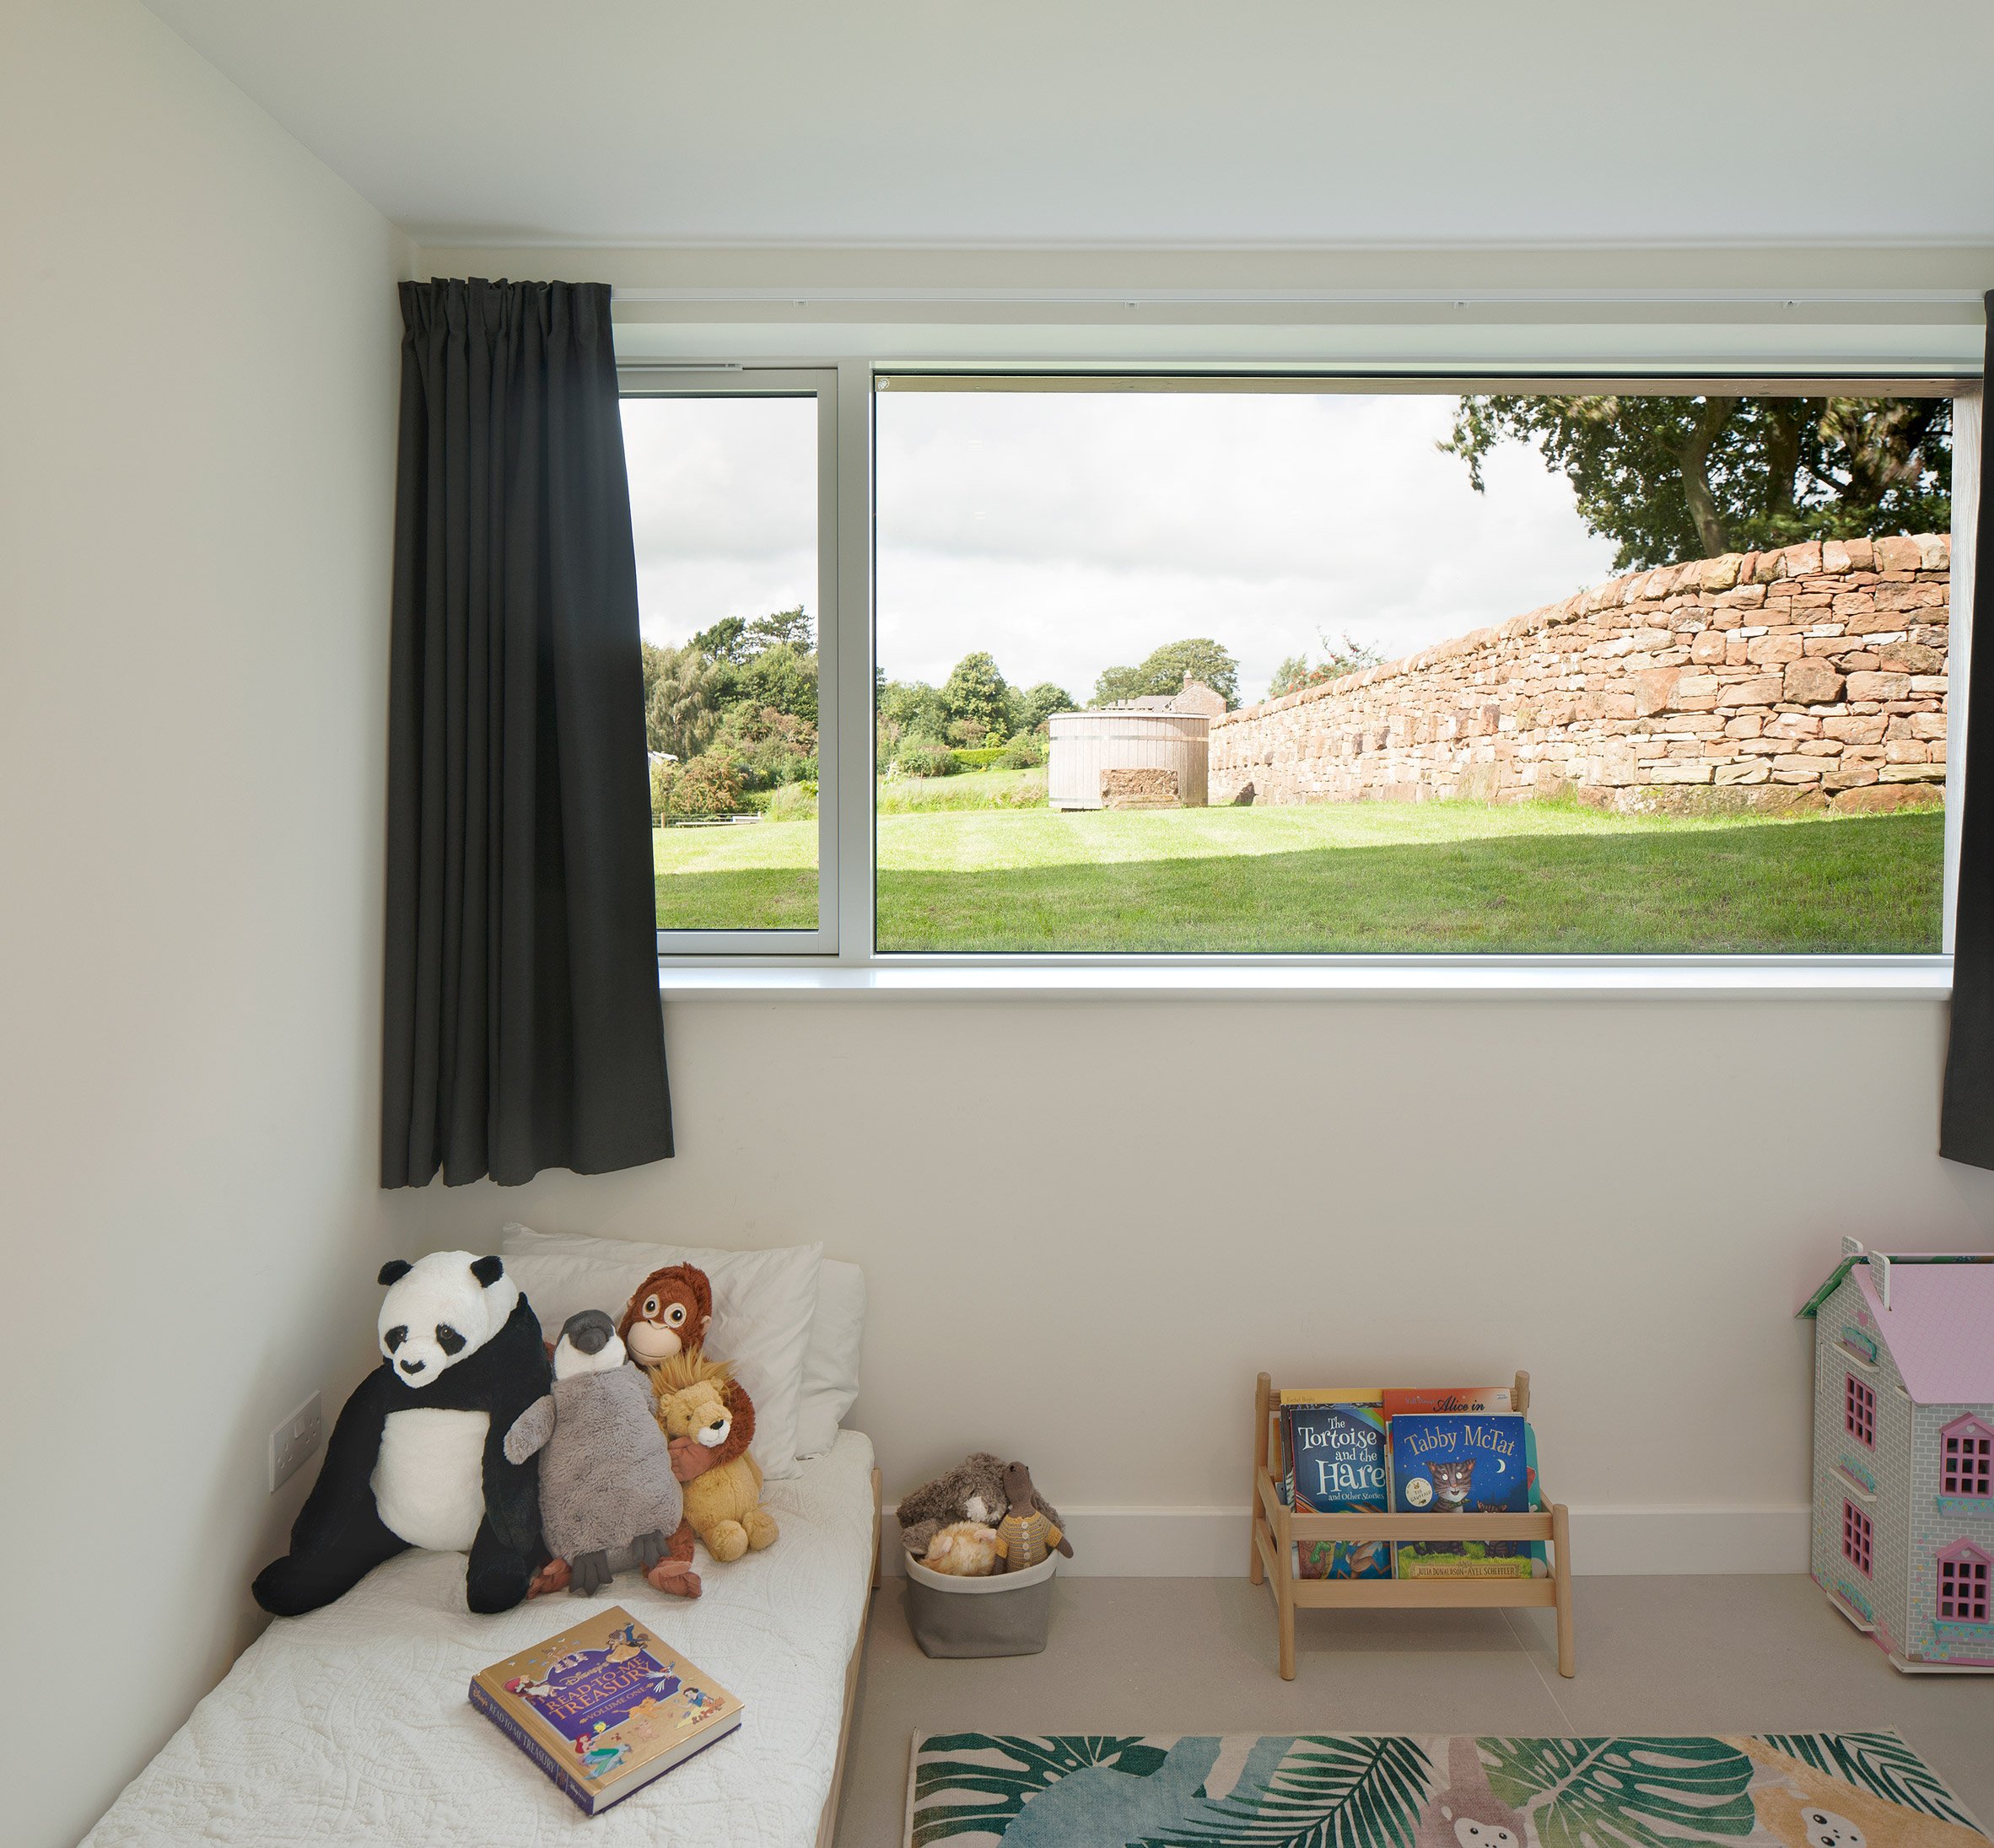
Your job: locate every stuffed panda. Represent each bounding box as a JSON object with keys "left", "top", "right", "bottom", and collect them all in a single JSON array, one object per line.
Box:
[{"left": 252, "top": 1252, "right": 551, "bottom": 1617}]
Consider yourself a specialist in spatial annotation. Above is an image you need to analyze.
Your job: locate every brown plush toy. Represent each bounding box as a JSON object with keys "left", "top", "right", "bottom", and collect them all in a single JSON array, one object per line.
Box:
[
  {"left": 897, "top": 1452, "right": 1008, "bottom": 1560},
  {"left": 897, "top": 1452, "right": 1070, "bottom": 1563},
  {"left": 993, "top": 1460, "right": 1074, "bottom": 1571},
  {"left": 617, "top": 1263, "right": 714, "bottom": 1367}
]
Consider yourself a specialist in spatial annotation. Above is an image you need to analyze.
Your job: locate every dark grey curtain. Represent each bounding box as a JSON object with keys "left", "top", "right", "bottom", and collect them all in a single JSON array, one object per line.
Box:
[
  {"left": 1938, "top": 293, "right": 1993, "bottom": 1166},
  {"left": 382, "top": 277, "right": 671, "bottom": 1187}
]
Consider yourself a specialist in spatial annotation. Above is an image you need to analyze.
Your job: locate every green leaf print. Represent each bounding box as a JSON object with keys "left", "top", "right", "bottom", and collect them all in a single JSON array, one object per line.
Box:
[
  {"left": 912, "top": 1734, "right": 1166, "bottom": 1845},
  {"left": 1146, "top": 1733, "right": 1437, "bottom": 1848},
  {"left": 1482, "top": 1736, "right": 1757, "bottom": 1848},
  {"left": 1754, "top": 1732, "right": 1979, "bottom": 1828}
]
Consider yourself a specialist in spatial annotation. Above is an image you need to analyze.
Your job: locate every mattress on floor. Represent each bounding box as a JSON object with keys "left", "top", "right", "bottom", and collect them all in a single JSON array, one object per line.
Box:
[{"left": 86, "top": 1429, "right": 876, "bottom": 1848}]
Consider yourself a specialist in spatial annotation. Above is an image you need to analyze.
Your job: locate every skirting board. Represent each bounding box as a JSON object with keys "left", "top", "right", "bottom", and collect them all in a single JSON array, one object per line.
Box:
[{"left": 878, "top": 1503, "right": 1810, "bottom": 1578}]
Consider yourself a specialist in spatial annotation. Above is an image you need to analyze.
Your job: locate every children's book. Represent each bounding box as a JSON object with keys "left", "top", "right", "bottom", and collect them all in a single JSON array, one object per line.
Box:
[
  {"left": 470, "top": 1606, "right": 742, "bottom": 1816},
  {"left": 1378, "top": 1385, "right": 1514, "bottom": 1417},
  {"left": 1387, "top": 1413, "right": 1541, "bottom": 1578},
  {"left": 1285, "top": 1402, "right": 1391, "bottom": 1580},
  {"left": 1275, "top": 1387, "right": 1382, "bottom": 1508}
]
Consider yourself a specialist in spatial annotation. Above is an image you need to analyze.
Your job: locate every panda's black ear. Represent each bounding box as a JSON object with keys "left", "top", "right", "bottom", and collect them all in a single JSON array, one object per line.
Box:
[
  {"left": 471, "top": 1255, "right": 506, "bottom": 1288},
  {"left": 377, "top": 1259, "right": 413, "bottom": 1286}
]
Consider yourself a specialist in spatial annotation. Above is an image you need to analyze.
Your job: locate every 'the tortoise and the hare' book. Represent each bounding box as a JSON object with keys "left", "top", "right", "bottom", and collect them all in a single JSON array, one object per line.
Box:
[
  {"left": 1284, "top": 1400, "right": 1393, "bottom": 1580},
  {"left": 470, "top": 1607, "right": 743, "bottom": 1816}
]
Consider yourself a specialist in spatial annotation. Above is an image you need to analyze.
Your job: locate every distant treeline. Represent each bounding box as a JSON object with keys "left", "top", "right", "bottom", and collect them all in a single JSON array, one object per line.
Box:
[{"left": 642, "top": 614, "right": 1397, "bottom": 813}]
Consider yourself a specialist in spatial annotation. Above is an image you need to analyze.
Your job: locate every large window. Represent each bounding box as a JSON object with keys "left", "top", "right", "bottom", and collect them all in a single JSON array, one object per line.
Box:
[
  {"left": 631, "top": 369, "right": 1972, "bottom": 967},
  {"left": 873, "top": 380, "right": 1954, "bottom": 956},
  {"left": 624, "top": 369, "right": 838, "bottom": 953}
]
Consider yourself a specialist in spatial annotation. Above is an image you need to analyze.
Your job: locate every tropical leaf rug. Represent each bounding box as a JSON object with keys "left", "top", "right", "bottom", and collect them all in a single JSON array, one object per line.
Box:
[{"left": 904, "top": 1730, "right": 1988, "bottom": 1848}]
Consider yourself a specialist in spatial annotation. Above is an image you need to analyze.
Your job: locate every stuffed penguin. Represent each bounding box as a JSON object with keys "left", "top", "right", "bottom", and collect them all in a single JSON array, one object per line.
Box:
[
  {"left": 504, "top": 1311, "right": 700, "bottom": 1599},
  {"left": 252, "top": 1253, "right": 551, "bottom": 1617}
]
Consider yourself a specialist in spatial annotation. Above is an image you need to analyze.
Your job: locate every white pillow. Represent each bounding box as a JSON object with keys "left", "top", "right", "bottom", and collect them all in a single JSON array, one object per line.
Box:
[
  {"left": 499, "top": 1225, "right": 821, "bottom": 1481},
  {"left": 794, "top": 1259, "right": 865, "bottom": 1459}
]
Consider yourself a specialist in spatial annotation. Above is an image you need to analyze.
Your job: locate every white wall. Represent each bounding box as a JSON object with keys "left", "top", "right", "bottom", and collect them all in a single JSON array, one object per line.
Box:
[
  {"left": 2, "top": 8, "right": 1988, "bottom": 1840},
  {"left": 0, "top": 3, "right": 406, "bottom": 1841},
  {"left": 381, "top": 992, "right": 1994, "bottom": 1569}
]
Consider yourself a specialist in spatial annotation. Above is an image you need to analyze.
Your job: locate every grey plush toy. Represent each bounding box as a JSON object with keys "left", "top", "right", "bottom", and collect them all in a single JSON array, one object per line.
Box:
[
  {"left": 898, "top": 1451, "right": 1066, "bottom": 1561},
  {"left": 504, "top": 1310, "right": 698, "bottom": 1598}
]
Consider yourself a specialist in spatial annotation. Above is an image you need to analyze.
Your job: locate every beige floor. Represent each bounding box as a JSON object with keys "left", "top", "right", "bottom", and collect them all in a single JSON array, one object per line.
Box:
[{"left": 833, "top": 1574, "right": 1994, "bottom": 1845}]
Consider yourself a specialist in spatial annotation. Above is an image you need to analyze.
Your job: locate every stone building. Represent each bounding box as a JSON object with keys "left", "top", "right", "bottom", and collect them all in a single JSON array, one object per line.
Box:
[{"left": 1800, "top": 1242, "right": 1994, "bottom": 1671}]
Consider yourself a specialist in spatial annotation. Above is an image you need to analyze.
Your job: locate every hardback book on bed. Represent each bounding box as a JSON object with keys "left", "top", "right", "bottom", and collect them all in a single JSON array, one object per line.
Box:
[{"left": 472, "top": 1607, "right": 743, "bottom": 1817}]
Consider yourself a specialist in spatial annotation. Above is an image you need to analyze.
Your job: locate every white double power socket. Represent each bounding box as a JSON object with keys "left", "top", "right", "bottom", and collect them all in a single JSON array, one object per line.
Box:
[{"left": 269, "top": 1392, "right": 324, "bottom": 1494}]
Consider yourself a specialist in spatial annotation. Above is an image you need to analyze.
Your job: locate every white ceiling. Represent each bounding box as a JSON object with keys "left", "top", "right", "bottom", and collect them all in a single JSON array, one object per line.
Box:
[{"left": 144, "top": 0, "right": 1994, "bottom": 249}]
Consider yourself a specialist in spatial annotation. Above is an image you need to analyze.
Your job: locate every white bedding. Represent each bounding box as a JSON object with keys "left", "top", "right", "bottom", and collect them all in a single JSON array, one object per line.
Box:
[{"left": 86, "top": 1430, "right": 876, "bottom": 1848}]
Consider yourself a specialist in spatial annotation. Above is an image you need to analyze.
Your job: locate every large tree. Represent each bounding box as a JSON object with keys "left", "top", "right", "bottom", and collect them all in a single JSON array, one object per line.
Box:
[
  {"left": 737, "top": 640, "right": 817, "bottom": 725},
  {"left": 1015, "top": 681, "right": 1078, "bottom": 732},
  {"left": 1094, "top": 637, "right": 1240, "bottom": 709},
  {"left": 942, "top": 651, "right": 1012, "bottom": 738},
  {"left": 1442, "top": 394, "right": 1951, "bottom": 572},
  {"left": 643, "top": 641, "right": 736, "bottom": 761},
  {"left": 878, "top": 676, "right": 950, "bottom": 744},
  {"left": 644, "top": 606, "right": 817, "bottom": 758}
]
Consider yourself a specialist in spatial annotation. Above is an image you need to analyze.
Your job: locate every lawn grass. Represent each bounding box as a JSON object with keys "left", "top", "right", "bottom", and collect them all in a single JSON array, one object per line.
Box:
[
  {"left": 876, "top": 767, "right": 1047, "bottom": 813},
  {"left": 653, "top": 818, "right": 820, "bottom": 929},
  {"left": 655, "top": 796, "right": 1943, "bottom": 953}
]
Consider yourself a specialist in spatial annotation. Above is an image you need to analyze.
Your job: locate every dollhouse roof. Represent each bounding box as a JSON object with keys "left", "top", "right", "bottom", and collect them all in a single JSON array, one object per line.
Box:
[{"left": 1851, "top": 1261, "right": 1994, "bottom": 1404}]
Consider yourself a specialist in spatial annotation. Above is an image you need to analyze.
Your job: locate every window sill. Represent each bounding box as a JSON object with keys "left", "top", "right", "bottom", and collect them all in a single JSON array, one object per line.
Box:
[{"left": 658, "top": 956, "right": 1951, "bottom": 999}]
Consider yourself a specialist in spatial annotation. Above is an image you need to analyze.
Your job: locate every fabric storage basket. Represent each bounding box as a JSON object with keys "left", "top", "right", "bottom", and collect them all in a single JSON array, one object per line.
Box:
[{"left": 904, "top": 1552, "right": 1058, "bottom": 1657}]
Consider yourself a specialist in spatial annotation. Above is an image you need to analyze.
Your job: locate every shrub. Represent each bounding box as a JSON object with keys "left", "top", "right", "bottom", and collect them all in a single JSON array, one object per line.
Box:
[
  {"left": 951, "top": 745, "right": 1009, "bottom": 770},
  {"left": 996, "top": 732, "right": 1046, "bottom": 769},
  {"left": 649, "top": 757, "right": 679, "bottom": 817},
  {"left": 763, "top": 780, "right": 818, "bottom": 822},
  {"left": 892, "top": 741, "right": 958, "bottom": 778},
  {"left": 709, "top": 703, "right": 817, "bottom": 792},
  {"left": 667, "top": 752, "right": 744, "bottom": 816}
]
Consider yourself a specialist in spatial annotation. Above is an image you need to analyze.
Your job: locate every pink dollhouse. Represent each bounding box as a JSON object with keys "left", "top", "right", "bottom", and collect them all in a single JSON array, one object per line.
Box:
[{"left": 1798, "top": 1241, "right": 1994, "bottom": 1672}]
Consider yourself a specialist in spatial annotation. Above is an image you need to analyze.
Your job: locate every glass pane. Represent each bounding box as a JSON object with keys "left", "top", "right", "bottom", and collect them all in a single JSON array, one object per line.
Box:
[
  {"left": 875, "top": 388, "right": 1950, "bottom": 955},
  {"left": 623, "top": 394, "right": 820, "bottom": 932}
]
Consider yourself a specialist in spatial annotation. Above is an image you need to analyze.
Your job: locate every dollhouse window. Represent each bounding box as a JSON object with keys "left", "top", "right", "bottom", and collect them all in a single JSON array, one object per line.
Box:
[
  {"left": 1844, "top": 1374, "right": 1876, "bottom": 1447},
  {"left": 1940, "top": 1415, "right": 1993, "bottom": 1497},
  {"left": 1937, "top": 1543, "right": 1991, "bottom": 1623},
  {"left": 1842, "top": 1500, "right": 1873, "bottom": 1576}
]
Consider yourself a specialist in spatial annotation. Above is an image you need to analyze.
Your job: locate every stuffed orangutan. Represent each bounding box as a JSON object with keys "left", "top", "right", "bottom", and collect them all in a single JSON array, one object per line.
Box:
[{"left": 617, "top": 1263, "right": 713, "bottom": 1368}]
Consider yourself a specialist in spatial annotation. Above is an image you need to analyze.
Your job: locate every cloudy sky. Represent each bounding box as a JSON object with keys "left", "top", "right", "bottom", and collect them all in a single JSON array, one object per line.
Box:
[{"left": 622, "top": 389, "right": 1620, "bottom": 707}]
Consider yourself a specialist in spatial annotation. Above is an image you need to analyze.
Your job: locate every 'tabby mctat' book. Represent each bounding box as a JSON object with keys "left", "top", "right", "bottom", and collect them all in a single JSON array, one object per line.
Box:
[
  {"left": 470, "top": 1606, "right": 742, "bottom": 1816},
  {"left": 1388, "top": 1413, "right": 1542, "bottom": 1579},
  {"left": 1286, "top": 1403, "right": 1391, "bottom": 1580}
]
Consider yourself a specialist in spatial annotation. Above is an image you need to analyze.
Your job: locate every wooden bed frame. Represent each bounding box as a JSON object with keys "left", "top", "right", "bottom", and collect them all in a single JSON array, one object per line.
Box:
[{"left": 816, "top": 1465, "right": 881, "bottom": 1848}]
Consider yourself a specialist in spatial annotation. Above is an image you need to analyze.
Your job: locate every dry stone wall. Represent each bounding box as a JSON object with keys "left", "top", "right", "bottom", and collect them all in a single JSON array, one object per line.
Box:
[{"left": 1209, "top": 535, "right": 1951, "bottom": 815}]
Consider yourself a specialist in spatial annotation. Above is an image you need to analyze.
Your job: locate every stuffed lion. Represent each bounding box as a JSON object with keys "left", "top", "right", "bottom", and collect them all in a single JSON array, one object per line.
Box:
[{"left": 649, "top": 1352, "right": 778, "bottom": 1563}]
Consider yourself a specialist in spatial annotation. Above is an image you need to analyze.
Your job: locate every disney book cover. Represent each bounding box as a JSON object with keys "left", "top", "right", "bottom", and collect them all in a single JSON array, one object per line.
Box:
[
  {"left": 1285, "top": 1403, "right": 1392, "bottom": 1580},
  {"left": 470, "top": 1606, "right": 743, "bottom": 1816},
  {"left": 1387, "top": 1413, "right": 1543, "bottom": 1579}
]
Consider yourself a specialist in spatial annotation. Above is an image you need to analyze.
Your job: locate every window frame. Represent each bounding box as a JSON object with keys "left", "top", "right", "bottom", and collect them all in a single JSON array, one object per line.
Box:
[
  {"left": 622, "top": 364, "right": 843, "bottom": 957},
  {"left": 1842, "top": 1499, "right": 1874, "bottom": 1577},
  {"left": 1940, "top": 1413, "right": 1994, "bottom": 1498},
  {"left": 1845, "top": 1372, "right": 1877, "bottom": 1448},
  {"left": 643, "top": 362, "right": 1979, "bottom": 981},
  {"left": 1937, "top": 1540, "right": 1991, "bottom": 1622}
]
